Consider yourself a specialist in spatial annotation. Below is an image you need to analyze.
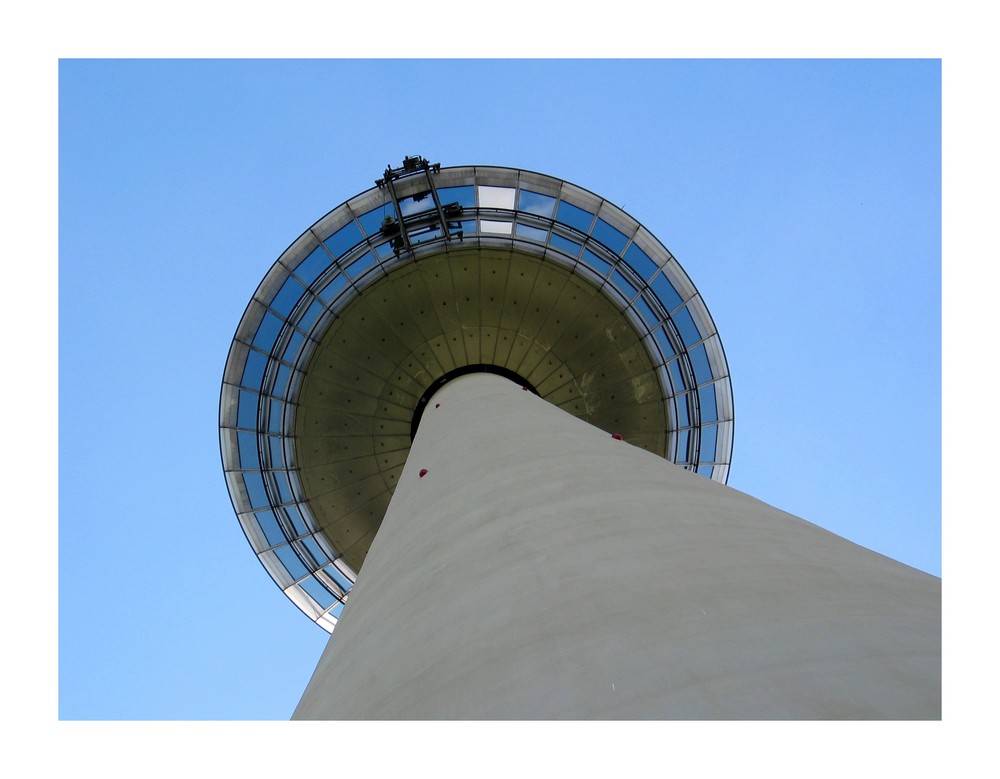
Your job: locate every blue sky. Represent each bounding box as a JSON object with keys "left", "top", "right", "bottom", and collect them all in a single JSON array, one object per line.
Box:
[{"left": 56, "top": 59, "right": 942, "bottom": 723}]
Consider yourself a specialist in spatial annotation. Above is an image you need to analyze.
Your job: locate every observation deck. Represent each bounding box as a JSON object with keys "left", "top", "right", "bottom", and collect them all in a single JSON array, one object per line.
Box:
[{"left": 220, "top": 158, "right": 734, "bottom": 631}]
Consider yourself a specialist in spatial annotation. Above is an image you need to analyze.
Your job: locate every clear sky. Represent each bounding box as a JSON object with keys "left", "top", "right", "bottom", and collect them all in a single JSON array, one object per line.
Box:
[{"left": 57, "top": 59, "right": 941, "bottom": 723}]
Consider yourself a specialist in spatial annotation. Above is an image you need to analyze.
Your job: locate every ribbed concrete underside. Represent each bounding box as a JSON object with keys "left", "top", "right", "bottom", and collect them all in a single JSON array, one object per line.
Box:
[{"left": 293, "top": 373, "right": 940, "bottom": 720}]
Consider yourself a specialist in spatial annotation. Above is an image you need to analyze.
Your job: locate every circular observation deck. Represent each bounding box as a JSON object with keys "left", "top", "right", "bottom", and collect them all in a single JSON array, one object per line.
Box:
[{"left": 220, "top": 159, "right": 734, "bottom": 631}]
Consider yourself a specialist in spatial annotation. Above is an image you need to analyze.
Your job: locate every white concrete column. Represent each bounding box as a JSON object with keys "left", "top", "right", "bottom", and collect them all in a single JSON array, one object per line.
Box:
[{"left": 293, "top": 373, "right": 940, "bottom": 719}]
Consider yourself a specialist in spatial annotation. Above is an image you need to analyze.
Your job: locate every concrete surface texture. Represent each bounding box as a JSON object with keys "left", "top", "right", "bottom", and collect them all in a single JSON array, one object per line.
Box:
[{"left": 293, "top": 373, "right": 940, "bottom": 719}]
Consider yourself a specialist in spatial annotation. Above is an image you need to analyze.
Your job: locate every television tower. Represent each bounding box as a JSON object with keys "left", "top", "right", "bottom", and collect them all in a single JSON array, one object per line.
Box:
[{"left": 220, "top": 157, "right": 940, "bottom": 718}]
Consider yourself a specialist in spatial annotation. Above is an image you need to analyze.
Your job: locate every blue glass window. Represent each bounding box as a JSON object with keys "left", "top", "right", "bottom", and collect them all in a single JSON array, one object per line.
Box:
[
  {"left": 399, "top": 191, "right": 435, "bottom": 216},
  {"left": 268, "top": 398, "right": 284, "bottom": 434},
  {"left": 549, "top": 233, "right": 581, "bottom": 257},
  {"left": 237, "top": 391, "right": 259, "bottom": 429},
  {"left": 556, "top": 200, "right": 594, "bottom": 234},
  {"left": 373, "top": 241, "right": 396, "bottom": 260},
  {"left": 255, "top": 510, "right": 286, "bottom": 548},
  {"left": 297, "top": 299, "right": 325, "bottom": 333},
  {"left": 697, "top": 465, "right": 714, "bottom": 479},
  {"left": 268, "top": 436, "right": 285, "bottom": 468},
  {"left": 699, "top": 425, "right": 718, "bottom": 463},
  {"left": 329, "top": 601, "right": 346, "bottom": 619},
  {"left": 292, "top": 245, "right": 334, "bottom": 287},
  {"left": 689, "top": 343, "right": 713, "bottom": 385},
  {"left": 252, "top": 311, "right": 283, "bottom": 352},
  {"left": 592, "top": 219, "right": 629, "bottom": 254},
  {"left": 300, "top": 576, "right": 336, "bottom": 609},
  {"left": 346, "top": 252, "right": 377, "bottom": 278},
  {"left": 635, "top": 297, "right": 660, "bottom": 329},
  {"left": 667, "top": 359, "right": 686, "bottom": 394},
  {"left": 624, "top": 244, "right": 659, "bottom": 281},
  {"left": 699, "top": 383, "right": 718, "bottom": 423},
  {"left": 357, "top": 204, "right": 392, "bottom": 237},
  {"left": 675, "top": 391, "right": 690, "bottom": 427},
  {"left": 610, "top": 268, "right": 638, "bottom": 299},
  {"left": 654, "top": 326, "right": 675, "bottom": 363},
  {"left": 282, "top": 330, "right": 304, "bottom": 363},
  {"left": 283, "top": 504, "right": 308, "bottom": 537},
  {"left": 672, "top": 306, "right": 702, "bottom": 348},
  {"left": 675, "top": 429, "right": 690, "bottom": 462},
  {"left": 318, "top": 273, "right": 349, "bottom": 302},
  {"left": 325, "top": 222, "right": 363, "bottom": 259},
  {"left": 515, "top": 223, "right": 548, "bottom": 241},
  {"left": 274, "top": 544, "right": 309, "bottom": 580},
  {"left": 237, "top": 430, "right": 259, "bottom": 470},
  {"left": 301, "top": 536, "right": 329, "bottom": 567},
  {"left": 272, "top": 364, "right": 291, "bottom": 397},
  {"left": 581, "top": 249, "right": 612, "bottom": 275},
  {"left": 241, "top": 349, "right": 267, "bottom": 390},
  {"left": 243, "top": 472, "right": 269, "bottom": 510},
  {"left": 270, "top": 275, "right": 306, "bottom": 318},
  {"left": 271, "top": 471, "right": 293, "bottom": 504},
  {"left": 650, "top": 273, "right": 683, "bottom": 312},
  {"left": 326, "top": 564, "right": 352, "bottom": 591},
  {"left": 518, "top": 190, "right": 556, "bottom": 217},
  {"left": 438, "top": 185, "right": 476, "bottom": 208}
]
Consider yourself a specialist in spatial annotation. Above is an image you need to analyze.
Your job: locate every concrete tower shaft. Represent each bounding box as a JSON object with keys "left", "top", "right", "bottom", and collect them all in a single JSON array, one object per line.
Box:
[{"left": 293, "top": 373, "right": 940, "bottom": 719}]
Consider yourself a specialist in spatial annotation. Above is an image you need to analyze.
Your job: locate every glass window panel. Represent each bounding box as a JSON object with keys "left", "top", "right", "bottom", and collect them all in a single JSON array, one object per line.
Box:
[
  {"left": 255, "top": 510, "right": 287, "bottom": 547},
  {"left": 675, "top": 429, "right": 690, "bottom": 463},
  {"left": 241, "top": 349, "right": 267, "bottom": 390},
  {"left": 592, "top": 219, "right": 629, "bottom": 254},
  {"left": 481, "top": 219, "right": 512, "bottom": 235},
  {"left": 478, "top": 186, "right": 516, "bottom": 209},
  {"left": 515, "top": 223, "right": 548, "bottom": 241},
  {"left": 283, "top": 504, "right": 308, "bottom": 537},
  {"left": 581, "top": 249, "right": 612, "bottom": 274},
  {"left": 689, "top": 343, "right": 713, "bottom": 385},
  {"left": 292, "top": 245, "right": 333, "bottom": 287},
  {"left": 624, "top": 243, "right": 659, "bottom": 280},
  {"left": 675, "top": 390, "right": 690, "bottom": 427},
  {"left": 635, "top": 297, "right": 660, "bottom": 329},
  {"left": 697, "top": 464, "right": 714, "bottom": 479},
  {"left": 237, "top": 431, "right": 259, "bottom": 470},
  {"left": 411, "top": 225, "right": 442, "bottom": 244},
  {"left": 610, "top": 269, "right": 638, "bottom": 299},
  {"left": 667, "top": 359, "right": 686, "bottom": 394},
  {"left": 297, "top": 299, "right": 325, "bottom": 333},
  {"left": 699, "top": 425, "right": 718, "bottom": 463},
  {"left": 518, "top": 190, "right": 556, "bottom": 217},
  {"left": 346, "top": 252, "right": 377, "bottom": 278},
  {"left": 273, "top": 471, "right": 294, "bottom": 504},
  {"left": 549, "top": 233, "right": 581, "bottom": 257},
  {"left": 373, "top": 241, "right": 396, "bottom": 260},
  {"left": 272, "top": 364, "right": 291, "bottom": 398},
  {"left": 556, "top": 200, "right": 595, "bottom": 233},
  {"left": 325, "top": 221, "right": 363, "bottom": 259},
  {"left": 300, "top": 576, "right": 336, "bottom": 609},
  {"left": 243, "top": 472, "right": 270, "bottom": 509},
  {"left": 672, "top": 306, "right": 702, "bottom": 347},
  {"left": 438, "top": 185, "right": 476, "bottom": 208},
  {"left": 458, "top": 219, "right": 476, "bottom": 236},
  {"left": 399, "top": 191, "right": 435, "bottom": 216},
  {"left": 237, "top": 391, "right": 259, "bottom": 429},
  {"left": 699, "top": 383, "right": 718, "bottom": 423},
  {"left": 282, "top": 330, "right": 304, "bottom": 364},
  {"left": 650, "top": 273, "right": 683, "bottom": 312},
  {"left": 268, "top": 436, "right": 285, "bottom": 468},
  {"left": 329, "top": 601, "right": 346, "bottom": 619},
  {"left": 274, "top": 544, "right": 309, "bottom": 580},
  {"left": 252, "top": 311, "right": 283, "bottom": 352},
  {"left": 268, "top": 398, "right": 284, "bottom": 434},
  {"left": 270, "top": 275, "right": 306, "bottom": 318},
  {"left": 326, "top": 564, "right": 352, "bottom": 591},
  {"left": 654, "top": 327, "right": 675, "bottom": 363},
  {"left": 318, "top": 273, "right": 349, "bottom": 302},
  {"left": 357, "top": 204, "right": 392, "bottom": 237},
  {"left": 301, "top": 536, "right": 329, "bottom": 567}
]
